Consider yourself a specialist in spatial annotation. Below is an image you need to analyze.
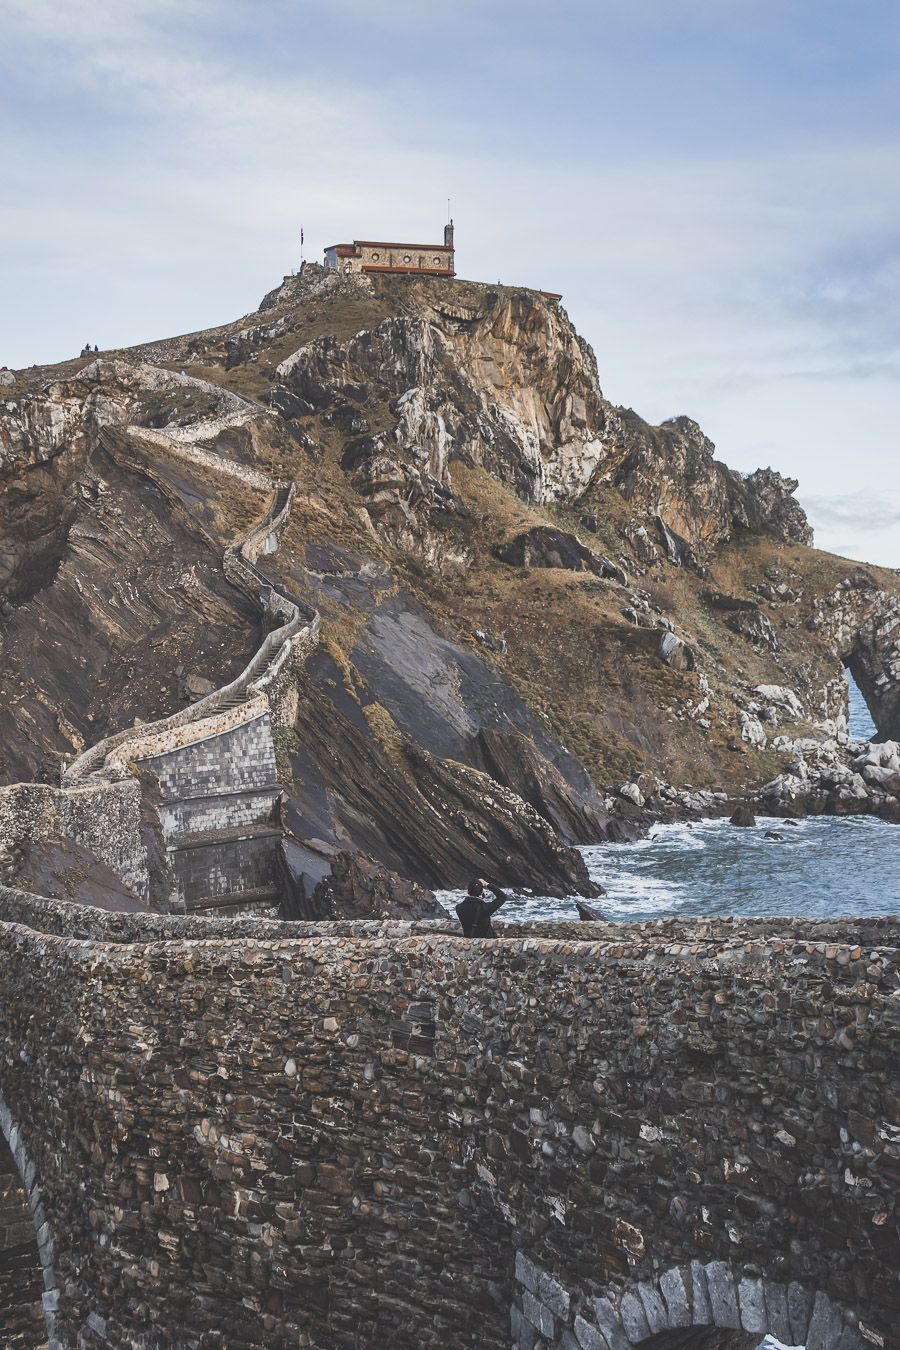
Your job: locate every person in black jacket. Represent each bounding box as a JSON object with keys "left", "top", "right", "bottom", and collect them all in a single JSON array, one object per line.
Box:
[{"left": 455, "top": 877, "right": 509, "bottom": 937}]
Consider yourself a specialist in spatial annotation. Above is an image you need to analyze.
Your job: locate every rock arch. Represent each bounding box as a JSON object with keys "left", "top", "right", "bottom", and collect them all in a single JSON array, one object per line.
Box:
[
  {"left": 511, "top": 1258, "right": 873, "bottom": 1350},
  {"left": 0, "top": 1092, "right": 60, "bottom": 1349},
  {"left": 810, "top": 578, "right": 900, "bottom": 741}
]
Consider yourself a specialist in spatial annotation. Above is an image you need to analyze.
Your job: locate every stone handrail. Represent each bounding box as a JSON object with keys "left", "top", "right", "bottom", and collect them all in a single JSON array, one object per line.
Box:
[{"left": 64, "top": 445, "right": 319, "bottom": 783}]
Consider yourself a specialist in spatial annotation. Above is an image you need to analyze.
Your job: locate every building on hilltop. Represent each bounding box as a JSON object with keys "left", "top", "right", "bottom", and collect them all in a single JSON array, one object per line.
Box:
[{"left": 324, "top": 222, "right": 455, "bottom": 277}]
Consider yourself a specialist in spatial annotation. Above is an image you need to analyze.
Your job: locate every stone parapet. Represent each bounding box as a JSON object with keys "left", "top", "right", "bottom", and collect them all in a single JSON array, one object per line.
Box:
[{"left": 0, "top": 901, "right": 896, "bottom": 1347}]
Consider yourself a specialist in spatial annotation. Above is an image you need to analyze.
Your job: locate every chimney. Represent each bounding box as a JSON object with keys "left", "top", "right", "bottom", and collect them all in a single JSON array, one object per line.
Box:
[{"left": 444, "top": 219, "right": 454, "bottom": 250}]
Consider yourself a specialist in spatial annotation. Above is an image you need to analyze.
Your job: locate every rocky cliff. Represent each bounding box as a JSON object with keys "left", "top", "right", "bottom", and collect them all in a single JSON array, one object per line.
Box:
[{"left": 2, "top": 264, "right": 899, "bottom": 911}]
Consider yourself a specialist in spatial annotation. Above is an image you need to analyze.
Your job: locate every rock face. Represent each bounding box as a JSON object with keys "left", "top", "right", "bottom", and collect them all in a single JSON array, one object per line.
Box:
[
  {"left": 272, "top": 285, "right": 612, "bottom": 509},
  {"left": 594, "top": 414, "right": 812, "bottom": 568},
  {"left": 312, "top": 850, "right": 443, "bottom": 920}
]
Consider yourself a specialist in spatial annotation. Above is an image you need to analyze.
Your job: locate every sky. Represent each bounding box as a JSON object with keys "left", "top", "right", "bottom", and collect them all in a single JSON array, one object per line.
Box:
[{"left": 1, "top": 0, "right": 899, "bottom": 566}]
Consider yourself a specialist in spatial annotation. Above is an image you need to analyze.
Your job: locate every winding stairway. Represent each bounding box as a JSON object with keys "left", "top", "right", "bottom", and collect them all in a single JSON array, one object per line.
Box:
[{"left": 61, "top": 395, "right": 321, "bottom": 915}]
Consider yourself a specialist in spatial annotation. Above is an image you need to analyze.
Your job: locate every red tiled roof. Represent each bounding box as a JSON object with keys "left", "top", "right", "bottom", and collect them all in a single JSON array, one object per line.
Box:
[{"left": 325, "top": 240, "right": 453, "bottom": 254}]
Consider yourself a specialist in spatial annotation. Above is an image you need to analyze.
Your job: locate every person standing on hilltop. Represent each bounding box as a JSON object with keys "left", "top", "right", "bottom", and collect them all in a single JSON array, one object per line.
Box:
[{"left": 455, "top": 877, "right": 510, "bottom": 937}]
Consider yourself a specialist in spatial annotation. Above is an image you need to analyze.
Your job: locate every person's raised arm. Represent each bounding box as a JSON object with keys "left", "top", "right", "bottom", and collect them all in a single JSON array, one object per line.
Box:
[{"left": 486, "top": 884, "right": 509, "bottom": 915}]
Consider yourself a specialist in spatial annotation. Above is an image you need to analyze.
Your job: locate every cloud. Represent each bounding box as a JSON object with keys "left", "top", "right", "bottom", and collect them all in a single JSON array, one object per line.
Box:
[{"left": 1, "top": 2, "right": 899, "bottom": 567}]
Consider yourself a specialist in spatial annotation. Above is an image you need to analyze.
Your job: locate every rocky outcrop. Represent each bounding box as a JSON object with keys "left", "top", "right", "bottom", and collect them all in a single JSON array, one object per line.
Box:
[
  {"left": 265, "top": 283, "right": 813, "bottom": 575},
  {"left": 809, "top": 575, "right": 900, "bottom": 740},
  {"left": 759, "top": 735, "right": 900, "bottom": 821},
  {"left": 494, "top": 526, "right": 626, "bottom": 583},
  {"left": 283, "top": 650, "right": 603, "bottom": 899},
  {"left": 596, "top": 415, "right": 812, "bottom": 569},
  {"left": 4, "top": 264, "right": 900, "bottom": 921},
  {"left": 731, "top": 467, "right": 813, "bottom": 545}
]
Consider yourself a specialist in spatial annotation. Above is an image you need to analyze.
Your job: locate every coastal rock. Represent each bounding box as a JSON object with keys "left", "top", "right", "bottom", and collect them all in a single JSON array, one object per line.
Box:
[
  {"left": 3, "top": 266, "right": 900, "bottom": 911},
  {"left": 730, "top": 805, "right": 756, "bottom": 827},
  {"left": 312, "top": 850, "right": 443, "bottom": 920},
  {"left": 810, "top": 577, "right": 900, "bottom": 739},
  {"left": 731, "top": 467, "right": 813, "bottom": 546}
]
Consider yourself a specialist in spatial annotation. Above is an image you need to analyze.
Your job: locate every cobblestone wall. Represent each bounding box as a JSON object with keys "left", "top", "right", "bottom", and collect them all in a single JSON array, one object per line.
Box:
[
  {"left": 0, "top": 777, "right": 148, "bottom": 900},
  {"left": 0, "top": 1135, "right": 45, "bottom": 1349},
  {"left": 0, "top": 903, "right": 896, "bottom": 1348}
]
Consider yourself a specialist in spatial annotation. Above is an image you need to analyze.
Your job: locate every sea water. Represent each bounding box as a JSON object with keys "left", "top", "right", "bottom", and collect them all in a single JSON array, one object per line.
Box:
[
  {"left": 847, "top": 670, "right": 877, "bottom": 740},
  {"left": 435, "top": 812, "right": 900, "bottom": 923},
  {"left": 437, "top": 672, "right": 898, "bottom": 924}
]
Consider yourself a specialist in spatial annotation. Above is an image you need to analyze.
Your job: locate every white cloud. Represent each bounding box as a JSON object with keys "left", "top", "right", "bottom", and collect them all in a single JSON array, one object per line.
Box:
[{"left": 1, "top": 2, "right": 898, "bottom": 566}]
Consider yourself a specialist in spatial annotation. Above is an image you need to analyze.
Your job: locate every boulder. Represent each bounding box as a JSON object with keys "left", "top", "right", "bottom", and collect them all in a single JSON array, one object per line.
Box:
[
  {"left": 658, "top": 631, "right": 695, "bottom": 671},
  {"left": 860, "top": 764, "right": 900, "bottom": 793},
  {"left": 183, "top": 672, "right": 217, "bottom": 701},
  {"left": 754, "top": 684, "right": 804, "bottom": 718},
  {"left": 740, "top": 713, "right": 767, "bottom": 749},
  {"left": 730, "top": 805, "right": 756, "bottom": 827}
]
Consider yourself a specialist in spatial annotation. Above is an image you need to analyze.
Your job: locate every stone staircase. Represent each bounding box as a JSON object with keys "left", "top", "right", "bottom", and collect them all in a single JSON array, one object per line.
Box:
[{"left": 57, "top": 397, "right": 321, "bottom": 915}]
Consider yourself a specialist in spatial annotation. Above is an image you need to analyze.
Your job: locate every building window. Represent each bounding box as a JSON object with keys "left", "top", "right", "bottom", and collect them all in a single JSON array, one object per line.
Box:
[
  {"left": 433, "top": 256, "right": 441, "bottom": 265},
  {"left": 371, "top": 252, "right": 380, "bottom": 261},
  {"left": 344, "top": 262, "right": 352, "bottom": 273},
  {"left": 403, "top": 254, "right": 411, "bottom": 263}
]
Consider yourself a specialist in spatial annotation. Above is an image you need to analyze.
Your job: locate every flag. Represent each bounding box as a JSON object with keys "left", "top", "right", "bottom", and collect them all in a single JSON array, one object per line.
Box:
[{"left": 301, "top": 227, "right": 304, "bottom": 245}]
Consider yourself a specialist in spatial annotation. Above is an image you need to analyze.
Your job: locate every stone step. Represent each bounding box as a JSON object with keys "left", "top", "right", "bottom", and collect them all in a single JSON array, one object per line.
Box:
[{"left": 187, "top": 887, "right": 282, "bottom": 914}]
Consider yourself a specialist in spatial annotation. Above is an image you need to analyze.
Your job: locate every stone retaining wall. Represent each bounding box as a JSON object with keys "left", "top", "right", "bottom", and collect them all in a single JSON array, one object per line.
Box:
[
  {"left": 0, "top": 902, "right": 895, "bottom": 1348},
  {"left": 169, "top": 828, "right": 281, "bottom": 906},
  {"left": 159, "top": 787, "right": 278, "bottom": 840},
  {"left": 0, "top": 778, "right": 147, "bottom": 900},
  {"left": 0, "top": 1134, "right": 46, "bottom": 1349}
]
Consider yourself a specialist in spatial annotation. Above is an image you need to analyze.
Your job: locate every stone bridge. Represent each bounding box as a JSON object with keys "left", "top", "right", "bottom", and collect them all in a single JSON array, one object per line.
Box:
[{"left": 0, "top": 895, "right": 896, "bottom": 1349}]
